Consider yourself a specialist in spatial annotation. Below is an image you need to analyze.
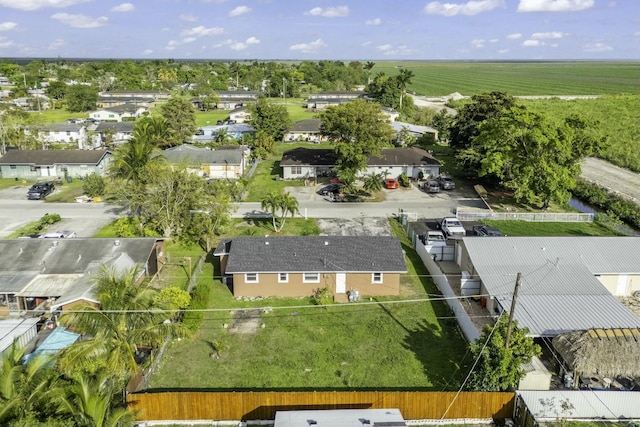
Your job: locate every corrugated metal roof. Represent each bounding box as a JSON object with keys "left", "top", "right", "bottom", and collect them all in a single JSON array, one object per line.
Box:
[
  {"left": 16, "top": 274, "right": 81, "bottom": 297},
  {"left": 274, "top": 408, "right": 405, "bottom": 427},
  {"left": 518, "top": 390, "right": 640, "bottom": 419},
  {"left": 0, "top": 271, "right": 38, "bottom": 293}
]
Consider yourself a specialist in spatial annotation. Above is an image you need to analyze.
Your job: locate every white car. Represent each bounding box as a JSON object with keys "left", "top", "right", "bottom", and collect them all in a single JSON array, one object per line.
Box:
[
  {"left": 436, "top": 217, "right": 466, "bottom": 237},
  {"left": 423, "top": 230, "right": 446, "bottom": 246}
]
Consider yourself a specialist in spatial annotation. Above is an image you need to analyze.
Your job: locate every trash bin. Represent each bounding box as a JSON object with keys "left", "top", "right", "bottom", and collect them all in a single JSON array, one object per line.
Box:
[{"left": 274, "top": 175, "right": 280, "bottom": 181}]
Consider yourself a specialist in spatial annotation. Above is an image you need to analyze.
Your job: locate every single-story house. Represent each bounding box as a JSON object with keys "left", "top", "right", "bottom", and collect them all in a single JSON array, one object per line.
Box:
[
  {"left": 0, "top": 149, "right": 112, "bottom": 179},
  {"left": 163, "top": 144, "right": 248, "bottom": 179},
  {"left": 228, "top": 106, "right": 251, "bottom": 123},
  {"left": 93, "top": 121, "right": 135, "bottom": 147},
  {"left": 99, "top": 90, "right": 170, "bottom": 101},
  {"left": 279, "top": 147, "right": 441, "bottom": 180},
  {"left": 457, "top": 236, "right": 640, "bottom": 337},
  {"left": 391, "top": 121, "right": 438, "bottom": 144},
  {"left": 191, "top": 124, "right": 255, "bottom": 143},
  {"left": 0, "top": 238, "right": 164, "bottom": 316},
  {"left": 283, "top": 119, "right": 326, "bottom": 143},
  {"left": 214, "top": 90, "right": 259, "bottom": 110},
  {"left": 306, "top": 91, "right": 367, "bottom": 110},
  {"left": 382, "top": 107, "right": 400, "bottom": 122},
  {"left": 89, "top": 103, "right": 148, "bottom": 122},
  {"left": 24, "top": 123, "right": 87, "bottom": 148},
  {"left": 96, "top": 96, "right": 155, "bottom": 109},
  {"left": 214, "top": 236, "right": 407, "bottom": 298},
  {"left": 13, "top": 96, "right": 50, "bottom": 111}
]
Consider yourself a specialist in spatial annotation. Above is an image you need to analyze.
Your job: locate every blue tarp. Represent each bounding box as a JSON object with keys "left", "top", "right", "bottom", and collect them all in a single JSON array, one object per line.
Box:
[{"left": 23, "top": 327, "right": 80, "bottom": 364}]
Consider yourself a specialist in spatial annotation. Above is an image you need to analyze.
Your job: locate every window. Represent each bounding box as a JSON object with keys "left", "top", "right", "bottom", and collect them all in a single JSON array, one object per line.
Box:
[
  {"left": 303, "top": 272, "right": 320, "bottom": 283},
  {"left": 278, "top": 273, "right": 288, "bottom": 283},
  {"left": 10, "top": 165, "right": 16, "bottom": 170},
  {"left": 372, "top": 272, "right": 383, "bottom": 284},
  {"left": 245, "top": 273, "right": 258, "bottom": 283},
  {"left": 291, "top": 166, "right": 302, "bottom": 175}
]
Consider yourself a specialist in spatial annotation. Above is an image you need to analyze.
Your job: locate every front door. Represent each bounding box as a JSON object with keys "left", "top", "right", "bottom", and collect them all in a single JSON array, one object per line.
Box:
[{"left": 336, "top": 273, "right": 346, "bottom": 294}]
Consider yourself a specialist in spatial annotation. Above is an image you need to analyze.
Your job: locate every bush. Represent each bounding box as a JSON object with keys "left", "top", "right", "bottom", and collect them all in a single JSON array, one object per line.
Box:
[
  {"left": 15, "top": 213, "right": 62, "bottom": 237},
  {"left": 310, "top": 287, "right": 333, "bottom": 306},
  {"left": 183, "top": 282, "right": 211, "bottom": 333},
  {"left": 398, "top": 173, "right": 410, "bottom": 187},
  {"left": 572, "top": 179, "right": 640, "bottom": 229},
  {"left": 83, "top": 173, "right": 106, "bottom": 197}
]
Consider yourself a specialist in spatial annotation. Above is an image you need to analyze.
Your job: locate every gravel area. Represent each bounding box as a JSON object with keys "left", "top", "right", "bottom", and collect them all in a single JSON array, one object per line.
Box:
[{"left": 580, "top": 157, "right": 640, "bottom": 205}]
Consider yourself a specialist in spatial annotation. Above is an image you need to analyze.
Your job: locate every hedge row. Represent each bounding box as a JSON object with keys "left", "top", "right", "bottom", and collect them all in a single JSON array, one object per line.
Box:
[
  {"left": 182, "top": 282, "right": 211, "bottom": 333},
  {"left": 572, "top": 179, "right": 640, "bottom": 229}
]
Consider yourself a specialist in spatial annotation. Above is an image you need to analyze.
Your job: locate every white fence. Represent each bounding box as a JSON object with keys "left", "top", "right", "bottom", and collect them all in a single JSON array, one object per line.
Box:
[{"left": 456, "top": 208, "right": 594, "bottom": 223}]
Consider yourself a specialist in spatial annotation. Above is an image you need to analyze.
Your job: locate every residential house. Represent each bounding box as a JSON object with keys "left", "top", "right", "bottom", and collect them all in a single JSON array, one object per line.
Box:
[
  {"left": 96, "top": 96, "right": 155, "bottom": 109},
  {"left": 99, "top": 90, "right": 170, "bottom": 101},
  {"left": 13, "top": 95, "right": 50, "bottom": 111},
  {"left": 0, "top": 149, "right": 112, "bottom": 179},
  {"left": 228, "top": 106, "right": 251, "bottom": 123},
  {"left": 163, "top": 144, "right": 248, "bottom": 179},
  {"left": 391, "top": 121, "right": 438, "bottom": 144},
  {"left": 191, "top": 124, "right": 255, "bottom": 143},
  {"left": 457, "top": 236, "right": 640, "bottom": 337},
  {"left": 24, "top": 123, "right": 88, "bottom": 149},
  {"left": 214, "top": 236, "right": 407, "bottom": 298},
  {"left": 279, "top": 147, "right": 441, "bottom": 180},
  {"left": 0, "top": 75, "right": 10, "bottom": 85},
  {"left": 89, "top": 103, "right": 148, "bottom": 122},
  {"left": 305, "top": 91, "right": 367, "bottom": 110},
  {"left": 93, "top": 121, "right": 135, "bottom": 147},
  {"left": 0, "top": 238, "right": 164, "bottom": 316},
  {"left": 214, "top": 90, "right": 259, "bottom": 110},
  {"left": 382, "top": 107, "right": 400, "bottom": 122},
  {"left": 283, "top": 119, "right": 326, "bottom": 143},
  {"left": 274, "top": 409, "right": 406, "bottom": 427}
]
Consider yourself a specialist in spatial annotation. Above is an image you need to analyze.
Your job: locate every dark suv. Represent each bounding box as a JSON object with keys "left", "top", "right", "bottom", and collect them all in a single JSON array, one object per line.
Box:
[{"left": 27, "top": 182, "right": 55, "bottom": 200}]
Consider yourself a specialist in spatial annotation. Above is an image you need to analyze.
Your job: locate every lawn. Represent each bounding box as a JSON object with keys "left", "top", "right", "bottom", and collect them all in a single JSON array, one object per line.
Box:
[
  {"left": 480, "top": 220, "right": 617, "bottom": 236},
  {"left": 44, "top": 178, "right": 85, "bottom": 203},
  {"left": 149, "top": 218, "right": 470, "bottom": 390},
  {"left": 0, "top": 178, "right": 31, "bottom": 190}
]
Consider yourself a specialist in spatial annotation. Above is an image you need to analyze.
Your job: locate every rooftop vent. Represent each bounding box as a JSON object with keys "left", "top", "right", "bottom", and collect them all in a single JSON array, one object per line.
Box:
[
  {"left": 265, "top": 241, "right": 269, "bottom": 245},
  {"left": 114, "top": 239, "right": 121, "bottom": 246},
  {"left": 324, "top": 241, "right": 329, "bottom": 245}
]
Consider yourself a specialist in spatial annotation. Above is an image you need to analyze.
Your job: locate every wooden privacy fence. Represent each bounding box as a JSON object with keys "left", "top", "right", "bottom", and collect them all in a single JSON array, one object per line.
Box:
[{"left": 127, "top": 391, "right": 514, "bottom": 421}]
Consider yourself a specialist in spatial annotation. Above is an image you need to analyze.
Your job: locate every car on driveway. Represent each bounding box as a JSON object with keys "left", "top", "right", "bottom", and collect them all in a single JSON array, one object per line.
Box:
[
  {"left": 27, "top": 182, "right": 55, "bottom": 200},
  {"left": 385, "top": 178, "right": 399, "bottom": 189},
  {"left": 472, "top": 224, "right": 504, "bottom": 237},
  {"left": 317, "top": 183, "right": 342, "bottom": 196},
  {"left": 424, "top": 180, "right": 440, "bottom": 193},
  {"left": 436, "top": 217, "right": 466, "bottom": 237},
  {"left": 436, "top": 175, "right": 455, "bottom": 190}
]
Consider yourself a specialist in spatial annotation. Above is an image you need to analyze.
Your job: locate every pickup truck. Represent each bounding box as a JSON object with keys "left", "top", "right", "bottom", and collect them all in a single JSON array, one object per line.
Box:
[{"left": 436, "top": 217, "right": 466, "bottom": 237}]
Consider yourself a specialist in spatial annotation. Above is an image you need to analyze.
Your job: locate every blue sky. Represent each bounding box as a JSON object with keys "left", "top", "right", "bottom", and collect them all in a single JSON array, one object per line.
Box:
[{"left": 0, "top": 0, "right": 638, "bottom": 60}]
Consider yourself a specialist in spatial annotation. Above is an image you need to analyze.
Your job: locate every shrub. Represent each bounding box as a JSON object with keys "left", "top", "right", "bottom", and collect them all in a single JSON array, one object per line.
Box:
[
  {"left": 83, "top": 173, "right": 106, "bottom": 197},
  {"left": 311, "top": 287, "right": 333, "bottom": 306},
  {"left": 398, "top": 173, "right": 410, "bottom": 187},
  {"left": 572, "top": 179, "right": 640, "bottom": 229},
  {"left": 15, "top": 213, "right": 62, "bottom": 237},
  {"left": 183, "top": 283, "right": 211, "bottom": 333}
]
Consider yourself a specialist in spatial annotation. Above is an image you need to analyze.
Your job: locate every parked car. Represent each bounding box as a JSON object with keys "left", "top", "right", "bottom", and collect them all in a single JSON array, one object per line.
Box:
[
  {"left": 40, "top": 230, "right": 77, "bottom": 239},
  {"left": 436, "top": 175, "right": 455, "bottom": 190},
  {"left": 421, "top": 230, "right": 447, "bottom": 246},
  {"left": 385, "top": 178, "right": 399, "bottom": 189},
  {"left": 317, "top": 184, "right": 342, "bottom": 196},
  {"left": 424, "top": 180, "right": 440, "bottom": 193},
  {"left": 436, "top": 217, "right": 466, "bottom": 237},
  {"left": 472, "top": 225, "right": 504, "bottom": 237},
  {"left": 27, "top": 182, "right": 55, "bottom": 200}
]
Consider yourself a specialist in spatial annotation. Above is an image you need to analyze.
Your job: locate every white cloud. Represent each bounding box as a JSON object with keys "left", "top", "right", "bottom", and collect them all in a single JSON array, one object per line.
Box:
[
  {"left": 142, "top": 49, "right": 153, "bottom": 56},
  {"left": 48, "top": 38, "right": 65, "bottom": 50},
  {"left": 498, "top": 48, "right": 509, "bottom": 53},
  {"left": 0, "top": 22, "right": 18, "bottom": 31},
  {"left": 0, "top": 0, "right": 90, "bottom": 11},
  {"left": 230, "top": 42, "right": 247, "bottom": 50},
  {"left": 165, "top": 40, "right": 180, "bottom": 50},
  {"left": 517, "top": 0, "right": 594, "bottom": 12},
  {"left": 289, "top": 38, "right": 327, "bottom": 53},
  {"left": 531, "top": 31, "right": 565, "bottom": 39},
  {"left": 583, "top": 42, "right": 613, "bottom": 52},
  {"left": 366, "top": 18, "right": 381, "bottom": 25},
  {"left": 110, "top": 3, "right": 134, "bottom": 12},
  {"left": 506, "top": 33, "right": 522, "bottom": 39},
  {"left": 182, "top": 37, "right": 197, "bottom": 44},
  {"left": 246, "top": 36, "right": 260, "bottom": 44},
  {"left": 0, "top": 36, "right": 15, "bottom": 48},
  {"left": 51, "top": 13, "right": 108, "bottom": 28},
  {"left": 522, "top": 39, "right": 543, "bottom": 46},
  {"left": 471, "top": 39, "right": 485, "bottom": 48},
  {"left": 229, "top": 5, "right": 251, "bottom": 17},
  {"left": 490, "top": 38, "right": 498, "bottom": 43},
  {"left": 362, "top": 41, "right": 372, "bottom": 46},
  {"left": 181, "top": 25, "right": 224, "bottom": 37},
  {"left": 304, "top": 6, "right": 349, "bottom": 17},
  {"left": 423, "top": 0, "right": 504, "bottom": 16},
  {"left": 180, "top": 14, "right": 198, "bottom": 22},
  {"left": 377, "top": 44, "right": 392, "bottom": 51},
  {"left": 634, "top": 31, "right": 640, "bottom": 37},
  {"left": 376, "top": 43, "right": 417, "bottom": 55}
]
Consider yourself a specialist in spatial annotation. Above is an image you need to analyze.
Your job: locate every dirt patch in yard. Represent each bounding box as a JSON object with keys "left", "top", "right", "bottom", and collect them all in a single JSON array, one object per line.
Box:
[
  {"left": 317, "top": 218, "right": 392, "bottom": 236},
  {"left": 228, "top": 309, "right": 263, "bottom": 335}
]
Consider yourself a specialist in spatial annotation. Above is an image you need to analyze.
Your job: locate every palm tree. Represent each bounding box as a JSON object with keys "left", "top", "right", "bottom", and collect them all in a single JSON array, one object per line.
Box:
[
  {"left": 58, "top": 265, "right": 190, "bottom": 381},
  {"left": 396, "top": 68, "right": 415, "bottom": 109},
  {"left": 109, "top": 118, "right": 166, "bottom": 181},
  {"left": 261, "top": 191, "right": 299, "bottom": 232},
  {"left": 363, "top": 61, "right": 375, "bottom": 85}
]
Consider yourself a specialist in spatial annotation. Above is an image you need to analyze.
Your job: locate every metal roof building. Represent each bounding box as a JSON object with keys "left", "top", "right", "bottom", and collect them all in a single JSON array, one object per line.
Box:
[{"left": 517, "top": 390, "right": 640, "bottom": 420}]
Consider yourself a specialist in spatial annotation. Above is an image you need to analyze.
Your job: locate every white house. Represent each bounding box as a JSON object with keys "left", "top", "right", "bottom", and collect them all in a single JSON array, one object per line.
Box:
[
  {"left": 89, "top": 103, "right": 148, "bottom": 122},
  {"left": 23, "top": 123, "right": 87, "bottom": 149},
  {"left": 283, "top": 119, "right": 326, "bottom": 143},
  {"left": 163, "top": 144, "right": 249, "bottom": 179}
]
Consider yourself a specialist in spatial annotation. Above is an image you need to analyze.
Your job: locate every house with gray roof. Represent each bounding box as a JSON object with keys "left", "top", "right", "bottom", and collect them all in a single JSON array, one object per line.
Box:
[
  {"left": 163, "top": 144, "right": 248, "bottom": 179},
  {"left": 228, "top": 106, "right": 251, "bottom": 123},
  {"left": 0, "top": 149, "right": 111, "bottom": 179},
  {"left": 0, "top": 238, "right": 163, "bottom": 316},
  {"left": 214, "top": 236, "right": 407, "bottom": 299},
  {"left": 391, "top": 121, "right": 438, "bottom": 144},
  {"left": 23, "top": 123, "right": 88, "bottom": 148},
  {"left": 306, "top": 91, "right": 367, "bottom": 110},
  {"left": 96, "top": 96, "right": 156, "bottom": 109},
  {"left": 90, "top": 103, "right": 148, "bottom": 122},
  {"left": 458, "top": 236, "right": 640, "bottom": 337},
  {"left": 93, "top": 121, "right": 135, "bottom": 147},
  {"left": 214, "top": 90, "right": 259, "bottom": 110},
  {"left": 279, "top": 147, "right": 441, "bottom": 180},
  {"left": 283, "top": 118, "right": 326, "bottom": 143}
]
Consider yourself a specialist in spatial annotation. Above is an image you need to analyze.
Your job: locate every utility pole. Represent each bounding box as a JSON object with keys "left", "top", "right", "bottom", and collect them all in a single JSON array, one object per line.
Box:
[
  {"left": 282, "top": 77, "right": 287, "bottom": 105},
  {"left": 505, "top": 272, "right": 522, "bottom": 350}
]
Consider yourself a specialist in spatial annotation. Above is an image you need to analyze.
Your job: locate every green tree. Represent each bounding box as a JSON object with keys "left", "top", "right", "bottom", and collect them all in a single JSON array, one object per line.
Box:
[
  {"left": 396, "top": 68, "right": 415, "bottom": 110},
  {"left": 187, "top": 192, "right": 236, "bottom": 253},
  {"left": 154, "top": 286, "right": 192, "bottom": 311},
  {"left": 250, "top": 129, "right": 276, "bottom": 159},
  {"left": 83, "top": 173, "right": 106, "bottom": 198},
  {"left": 363, "top": 61, "right": 375, "bottom": 84},
  {"left": 58, "top": 265, "right": 190, "bottom": 381},
  {"left": 431, "top": 109, "right": 453, "bottom": 142},
  {"left": 319, "top": 99, "right": 394, "bottom": 177},
  {"left": 65, "top": 84, "right": 98, "bottom": 112},
  {"left": 108, "top": 126, "right": 165, "bottom": 181},
  {"left": 45, "top": 80, "right": 67, "bottom": 108},
  {"left": 467, "top": 315, "right": 540, "bottom": 391},
  {"left": 158, "top": 97, "right": 197, "bottom": 147},
  {"left": 248, "top": 97, "right": 292, "bottom": 141},
  {"left": 362, "top": 172, "right": 384, "bottom": 194},
  {"left": 261, "top": 191, "right": 299, "bottom": 232}
]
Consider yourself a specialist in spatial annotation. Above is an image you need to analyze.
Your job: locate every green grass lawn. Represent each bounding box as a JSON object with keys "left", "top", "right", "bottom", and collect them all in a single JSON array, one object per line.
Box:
[
  {"left": 45, "top": 179, "right": 85, "bottom": 203},
  {"left": 149, "top": 218, "right": 470, "bottom": 390},
  {"left": 480, "top": 220, "right": 616, "bottom": 236},
  {"left": 0, "top": 178, "right": 32, "bottom": 190}
]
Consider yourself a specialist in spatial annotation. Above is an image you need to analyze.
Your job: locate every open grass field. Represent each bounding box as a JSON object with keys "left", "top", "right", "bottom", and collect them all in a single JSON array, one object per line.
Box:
[
  {"left": 372, "top": 61, "right": 640, "bottom": 96},
  {"left": 149, "top": 219, "right": 470, "bottom": 390},
  {"left": 480, "top": 220, "right": 616, "bottom": 236}
]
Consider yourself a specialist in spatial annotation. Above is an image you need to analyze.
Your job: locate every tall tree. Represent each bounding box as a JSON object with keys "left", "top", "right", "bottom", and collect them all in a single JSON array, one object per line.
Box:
[
  {"left": 248, "top": 97, "right": 292, "bottom": 141},
  {"left": 65, "top": 84, "right": 98, "bottom": 112},
  {"left": 363, "top": 61, "right": 375, "bottom": 84},
  {"left": 319, "top": 99, "right": 394, "bottom": 177},
  {"left": 467, "top": 315, "right": 540, "bottom": 391},
  {"left": 261, "top": 191, "right": 299, "bottom": 232},
  {"left": 109, "top": 128, "right": 164, "bottom": 181},
  {"left": 396, "top": 68, "right": 415, "bottom": 110},
  {"left": 158, "top": 97, "right": 197, "bottom": 147}
]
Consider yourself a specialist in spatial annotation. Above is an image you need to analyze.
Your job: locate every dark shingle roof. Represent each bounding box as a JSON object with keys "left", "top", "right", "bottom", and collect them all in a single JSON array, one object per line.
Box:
[
  {"left": 280, "top": 148, "right": 337, "bottom": 166},
  {"left": 95, "top": 122, "right": 135, "bottom": 132},
  {"left": 99, "top": 103, "right": 144, "bottom": 114},
  {"left": 163, "top": 145, "right": 243, "bottom": 165},
  {"left": 223, "top": 236, "right": 407, "bottom": 273},
  {"left": 368, "top": 147, "right": 441, "bottom": 166},
  {"left": 0, "top": 150, "right": 110, "bottom": 166},
  {"left": 291, "top": 119, "right": 322, "bottom": 132}
]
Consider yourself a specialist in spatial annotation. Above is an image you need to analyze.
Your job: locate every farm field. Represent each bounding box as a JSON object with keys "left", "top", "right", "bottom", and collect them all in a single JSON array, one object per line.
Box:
[{"left": 372, "top": 61, "right": 639, "bottom": 96}]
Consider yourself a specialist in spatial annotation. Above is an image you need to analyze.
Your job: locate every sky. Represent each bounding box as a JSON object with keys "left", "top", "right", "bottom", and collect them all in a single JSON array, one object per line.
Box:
[{"left": 0, "top": 0, "right": 638, "bottom": 60}]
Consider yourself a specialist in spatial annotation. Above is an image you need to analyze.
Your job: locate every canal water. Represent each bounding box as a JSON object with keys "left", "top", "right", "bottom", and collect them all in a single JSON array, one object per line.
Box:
[{"left": 568, "top": 197, "right": 637, "bottom": 236}]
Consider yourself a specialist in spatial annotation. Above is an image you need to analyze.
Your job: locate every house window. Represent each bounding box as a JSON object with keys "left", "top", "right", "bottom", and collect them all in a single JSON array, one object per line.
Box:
[
  {"left": 303, "top": 272, "right": 320, "bottom": 283},
  {"left": 278, "top": 273, "right": 288, "bottom": 283},
  {"left": 245, "top": 273, "right": 258, "bottom": 283},
  {"left": 10, "top": 165, "right": 16, "bottom": 170},
  {"left": 291, "top": 166, "right": 302, "bottom": 175},
  {"left": 372, "top": 272, "right": 383, "bottom": 284}
]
